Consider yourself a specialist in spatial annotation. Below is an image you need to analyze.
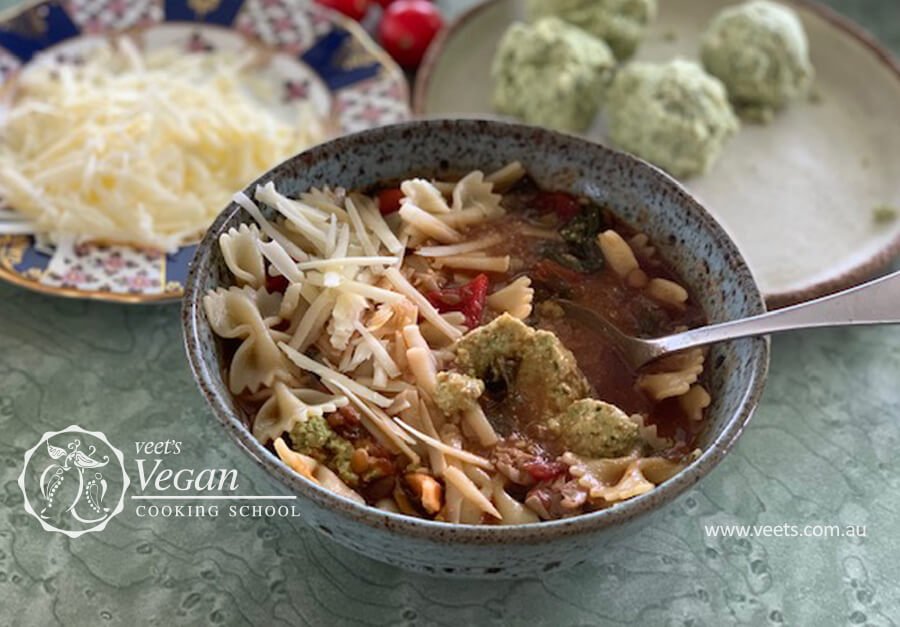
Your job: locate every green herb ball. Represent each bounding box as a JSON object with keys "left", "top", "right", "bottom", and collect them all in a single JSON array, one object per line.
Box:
[
  {"left": 525, "top": 0, "right": 658, "bottom": 60},
  {"left": 491, "top": 17, "right": 616, "bottom": 133},
  {"left": 606, "top": 59, "right": 740, "bottom": 178},
  {"left": 701, "top": 0, "right": 814, "bottom": 119}
]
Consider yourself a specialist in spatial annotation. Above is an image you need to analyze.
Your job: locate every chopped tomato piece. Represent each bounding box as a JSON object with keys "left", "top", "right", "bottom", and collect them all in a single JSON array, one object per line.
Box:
[
  {"left": 534, "top": 191, "right": 581, "bottom": 221},
  {"left": 522, "top": 459, "right": 566, "bottom": 482},
  {"left": 314, "top": 0, "right": 370, "bottom": 21},
  {"left": 377, "top": 187, "right": 405, "bottom": 215},
  {"left": 427, "top": 273, "right": 489, "bottom": 329}
]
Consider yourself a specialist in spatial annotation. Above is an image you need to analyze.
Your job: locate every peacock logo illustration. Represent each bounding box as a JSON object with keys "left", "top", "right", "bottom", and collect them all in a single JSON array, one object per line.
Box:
[{"left": 18, "top": 426, "right": 129, "bottom": 538}]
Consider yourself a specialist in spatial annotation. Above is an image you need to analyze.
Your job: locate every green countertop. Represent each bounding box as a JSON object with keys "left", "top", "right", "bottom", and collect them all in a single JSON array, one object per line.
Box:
[{"left": 1, "top": 1, "right": 899, "bottom": 625}]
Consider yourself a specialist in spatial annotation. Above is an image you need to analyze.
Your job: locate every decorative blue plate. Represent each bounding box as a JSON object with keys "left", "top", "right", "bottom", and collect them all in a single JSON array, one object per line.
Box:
[{"left": 0, "top": 0, "right": 410, "bottom": 303}]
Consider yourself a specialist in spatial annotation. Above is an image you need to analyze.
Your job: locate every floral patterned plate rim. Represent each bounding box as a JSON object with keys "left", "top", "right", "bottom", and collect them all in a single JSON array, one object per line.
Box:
[{"left": 0, "top": 0, "right": 410, "bottom": 304}]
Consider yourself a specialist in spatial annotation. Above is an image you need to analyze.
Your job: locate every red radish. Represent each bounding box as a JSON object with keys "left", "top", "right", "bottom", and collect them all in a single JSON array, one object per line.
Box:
[
  {"left": 378, "top": 0, "right": 444, "bottom": 69},
  {"left": 315, "top": 0, "right": 370, "bottom": 21}
]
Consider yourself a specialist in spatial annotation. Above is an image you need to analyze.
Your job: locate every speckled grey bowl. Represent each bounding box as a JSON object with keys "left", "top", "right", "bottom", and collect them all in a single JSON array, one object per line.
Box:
[{"left": 182, "top": 119, "right": 769, "bottom": 579}]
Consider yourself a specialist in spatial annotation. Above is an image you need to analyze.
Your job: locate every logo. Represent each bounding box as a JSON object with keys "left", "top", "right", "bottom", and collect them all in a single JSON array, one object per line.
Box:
[{"left": 18, "top": 426, "right": 129, "bottom": 538}]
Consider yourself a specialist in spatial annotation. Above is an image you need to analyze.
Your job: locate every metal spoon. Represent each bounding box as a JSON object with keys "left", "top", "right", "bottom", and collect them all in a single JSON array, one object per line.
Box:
[{"left": 558, "top": 269, "right": 900, "bottom": 370}]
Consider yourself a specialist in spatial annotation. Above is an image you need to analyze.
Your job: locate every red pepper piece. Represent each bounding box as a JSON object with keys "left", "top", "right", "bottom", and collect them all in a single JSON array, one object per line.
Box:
[
  {"left": 534, "top": 191, "right": 581, "bottom": 221},
  {"left": 377, "top": 187, "right": 405, "bottom": 215},
  {"left": 426, "top": 273, "right": 489, "bottom": 329}
]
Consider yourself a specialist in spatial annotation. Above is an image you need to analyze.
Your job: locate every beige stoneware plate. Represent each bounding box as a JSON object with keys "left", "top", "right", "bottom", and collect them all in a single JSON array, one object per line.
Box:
[{"left": 414, "top": 0, "right": 900, "bottom": 306}]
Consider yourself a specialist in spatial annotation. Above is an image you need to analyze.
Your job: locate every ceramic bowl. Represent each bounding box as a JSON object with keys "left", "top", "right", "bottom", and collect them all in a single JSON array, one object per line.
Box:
[{"left": 182, "top": 119, "right": 770, "bottom": 578}]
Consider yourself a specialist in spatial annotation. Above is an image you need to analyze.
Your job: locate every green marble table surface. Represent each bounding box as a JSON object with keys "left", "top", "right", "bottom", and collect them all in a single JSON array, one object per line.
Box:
[{"left": 1, "top": 0, "right": 899, "bottom": 625}]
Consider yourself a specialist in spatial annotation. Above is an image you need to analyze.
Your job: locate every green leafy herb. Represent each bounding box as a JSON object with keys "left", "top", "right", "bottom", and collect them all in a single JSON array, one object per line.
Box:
[{"left": 557, "top": 205, "right": 606, "bottom": 271}]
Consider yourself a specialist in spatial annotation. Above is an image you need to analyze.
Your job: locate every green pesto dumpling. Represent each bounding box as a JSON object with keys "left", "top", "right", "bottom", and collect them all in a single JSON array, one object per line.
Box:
[
  {"left": 548, "top": 399, "right": 641, "bottom": 458},
  {"left": 606, "top": 59, "right": 739, "bottom": 178},
  {"left": 491, "top": 17, "right": 616, "bottom": 133},
  {"left": 525, "top": 0, "right": 657, "bottom": 60},
  {"left": 701, "top": 0, "right": 814, "bottom": 120}
]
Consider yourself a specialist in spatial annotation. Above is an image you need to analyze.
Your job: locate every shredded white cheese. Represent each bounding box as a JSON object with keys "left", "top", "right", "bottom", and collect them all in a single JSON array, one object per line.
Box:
[
  {"left": 393, "top": 419, "right": 493, "bottom": 470},
  {"left": 385, "top": 268, "right": 463, "bottom": 341},
  {"left": 279, "top": 342, "right": 393, "bottom": 408},
  {"left": 0, "top": 40, "right": 325, "bottom": 251}
]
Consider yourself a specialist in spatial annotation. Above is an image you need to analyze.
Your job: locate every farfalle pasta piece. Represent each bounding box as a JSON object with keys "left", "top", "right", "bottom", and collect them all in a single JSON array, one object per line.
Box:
[
  {"left": 451, "top": 170, "right": 502, "bottom": 214},
  {"left": 563, "top": 452, "right": 684, "bottom": 504},
  {"left": 630, "top": 413, "right": 673, "bottom": 451},
  {"left": 220, "top": 224, "right": 266, "bottom": 288},
  {"left": 638, "top": 348, "right": 705, "bottom": 401},
  {"left": 400, "top": 178, "right": 451, "bottom": 214},
  {"left": 253, "top": 382, "right": 348, "bottom": 443},
  {"left": 486, "top": 276, "right": 534, "bottom": 319},
  {"left": 679, "top": 384, "right": 711, "bottom": 421},
  {"left": 203, "top": 286, "right": 294, "bottom": 394},
  {"left": 203, "top": 286, "right": 280, "bottom": 335}
]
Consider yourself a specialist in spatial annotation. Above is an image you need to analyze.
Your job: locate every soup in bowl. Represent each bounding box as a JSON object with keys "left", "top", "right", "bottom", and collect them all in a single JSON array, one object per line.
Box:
[{"left": 182, "top": 119, "right": 768, "bottom": 577}]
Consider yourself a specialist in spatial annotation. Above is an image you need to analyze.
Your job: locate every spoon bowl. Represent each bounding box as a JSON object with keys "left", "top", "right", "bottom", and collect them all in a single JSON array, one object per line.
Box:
[{"left": 559, "top": 268, "right": 900, "bottom": 370}]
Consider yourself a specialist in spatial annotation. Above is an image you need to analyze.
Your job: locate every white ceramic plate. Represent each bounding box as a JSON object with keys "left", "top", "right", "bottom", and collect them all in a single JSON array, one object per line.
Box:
[{"left": 415, "top": 0, "right": 900, "bottom": 305}]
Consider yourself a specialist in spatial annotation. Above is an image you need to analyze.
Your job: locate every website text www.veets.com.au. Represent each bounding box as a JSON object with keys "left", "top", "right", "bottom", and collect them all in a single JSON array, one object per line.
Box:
[{"left": 704, "top": 523, "right": 867, "bottom": 538}]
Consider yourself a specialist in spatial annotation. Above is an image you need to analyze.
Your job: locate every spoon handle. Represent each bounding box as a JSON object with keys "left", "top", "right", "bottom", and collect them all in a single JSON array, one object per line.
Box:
[{"left": 657, "top": 269, "right": 900, "bottom": 354}]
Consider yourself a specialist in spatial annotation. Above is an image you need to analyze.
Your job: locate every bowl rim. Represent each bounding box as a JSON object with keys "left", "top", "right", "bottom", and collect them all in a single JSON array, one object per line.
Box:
[
  {"left": 412, "top": 0, "right": 900, "bottom": 310},
  {"left": 181, "top": 118, "right": 770, "bottom": 544}
]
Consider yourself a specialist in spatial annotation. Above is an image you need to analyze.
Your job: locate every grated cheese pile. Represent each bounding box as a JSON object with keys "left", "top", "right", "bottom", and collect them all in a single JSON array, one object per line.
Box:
[{"left": 0, "top": 39, "right": 326, "bottom": 251}]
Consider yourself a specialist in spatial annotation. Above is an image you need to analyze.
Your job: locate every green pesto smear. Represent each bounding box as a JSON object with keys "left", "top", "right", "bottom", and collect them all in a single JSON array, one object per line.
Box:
[
  {"left": 873, "top": 205, "right": 898, "bottom": 224},
  {"left": 290, "top": 414, "right": 358, "bottom": 486}
]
